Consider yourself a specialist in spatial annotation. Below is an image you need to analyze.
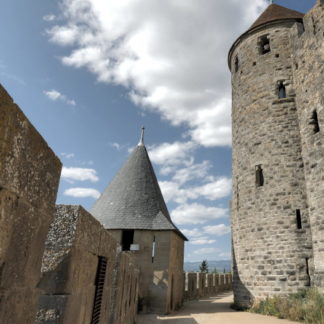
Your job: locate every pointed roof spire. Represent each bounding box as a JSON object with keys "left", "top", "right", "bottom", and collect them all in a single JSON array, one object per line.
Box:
[
  {"left": 138, "top": 126, "right": 145, "bottom": 146},
  {"left": 91, "top": 134, "right": 187, "bottom": 241}
]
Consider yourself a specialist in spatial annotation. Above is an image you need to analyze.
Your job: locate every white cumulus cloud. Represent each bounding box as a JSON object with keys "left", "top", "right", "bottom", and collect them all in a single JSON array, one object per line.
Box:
[
  {"left": 61, "top": 167, "right": 99, "bottom": 182},
  {"left": 171, "top": 203, "right": 228, "bottom": 225},
  {"left": 149, "top": 141, "right": 197, "bottom": 166},
  {"left": 64, "top": 187, "right": 100, "bottom": 199},
  {"left": 44, "top": 89, "right": 76, "bottom": 106},
  {"left": 190, "top": 237, "right": 217, "bottom": 245},
  {"left": 61, "top": 152, "right": 75, "bottom": 159},
  {"left": 193, "top": 247, "right": 220, "bottom": 255},
  {"left": 160, "top": 177, "right": 231, "bottom": 204},
  {"left": 203, "top": 224, "right": 231, "bottom": 236},
  {"left": 43, "top": 14, "right": 56, "bottom": 22},
  {"left": 46, "top": 0, "right": 267, "bottom": 147}
]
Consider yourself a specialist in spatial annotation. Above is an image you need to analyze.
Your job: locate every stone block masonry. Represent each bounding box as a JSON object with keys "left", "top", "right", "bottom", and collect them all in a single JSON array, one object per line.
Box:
[
  {"left": 292, "top": 1, "right": 324, "bottom": 290},
  {"left": 108, "top": 251, "right": 139, "bottom": 324},
  {"left": 37, "top": 205, "right": 139, "bottom": 324},
  {"left": 229, "top": 1, "right": 324, "bottom": 307},
  {"left": 0, "top": 84, "right": 62, "bottom": 324}
]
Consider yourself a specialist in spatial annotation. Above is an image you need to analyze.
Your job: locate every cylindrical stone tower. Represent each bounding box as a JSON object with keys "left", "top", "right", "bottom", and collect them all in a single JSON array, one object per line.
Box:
[{"left": 228, "top": 4, "right": 314, "bottom": 307}]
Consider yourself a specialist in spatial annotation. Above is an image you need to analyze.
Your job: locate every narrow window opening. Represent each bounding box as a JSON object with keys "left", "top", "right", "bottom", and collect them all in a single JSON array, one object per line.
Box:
[
  {"left": 152, "top": 236, "right": 156, "bottom": 263},
  {"left": 91, "top": 256, "right": 107, "bottom": 324},
  {"left": 236, "top": 177, "right": 239, "bottom": 211},
  {"left": 278, "top": 81, "right": 286, "bottom": 99},
  {"left": 255, "top": 165, "right": 264, "bottom": 187},
  {"left": 275, "top": 54, "right": 279, "bottom": 58},
  {"left": 121, "top": 230, "right": 134, "bottom": 251},
  {"left": 310, "top": 110, "right": 320, "bottom": 133},
  {"left": 305, "top": 258, "right": 311, "bottom": 286},
  {"left": 259, "top": 35, "right": 270, "bottom": 54},
  {"left": 234, "top": 56, "right": 239, "bottom": 73},
  {"left": 296, "top": 209, "right": 302, "bottom": 229}
]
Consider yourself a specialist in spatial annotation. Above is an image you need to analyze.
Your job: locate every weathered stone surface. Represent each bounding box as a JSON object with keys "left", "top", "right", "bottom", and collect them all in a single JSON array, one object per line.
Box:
[
  {"left": 0, "top": 84, "right": 61, "bottom": 211},
  {"left": 37, "top": 205, "right": 140, "bottom": 324},
  {"left": 37, "top": 205, "right": 114, "bottom": 323},
  {"left": 292, "top": 2, "right": 324, "bottom": 290},
  {"left": 229, "top": 1, "right": 324, "bottom": 307},
  {"left": 0, "top": 84, "right": 62, "bottom": 323},
  {"left": 108, "top": 251, "right": 139, "bottom": 324},
  {"left": 108, "top": 229, "right": 185, "bottom": 314}
]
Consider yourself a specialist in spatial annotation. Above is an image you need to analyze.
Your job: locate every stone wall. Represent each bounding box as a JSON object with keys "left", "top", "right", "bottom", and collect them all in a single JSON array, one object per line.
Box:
[
  {"left": 37, "top": 205, "right": 139, "bottom": 324},
  {"left": 0, "top": 84, "right": 62, "bottom": 323},
  {"left": 292, "top": 1, "right": 324, "bottom": 289},
  {"left": 230, "top": 19, "right": 314, "bottom": 307},
  {"left": 184, "top": 273, "right": 232, "bottom": 300},
  {"left": 108, "top": 229, "right": 185, "bottom": 314},
  {"left": 108, "top": 251, "right": 139, "bottom": 324},
  {"left": 168, "top": 231, "right": 185, "bottom": 312}
]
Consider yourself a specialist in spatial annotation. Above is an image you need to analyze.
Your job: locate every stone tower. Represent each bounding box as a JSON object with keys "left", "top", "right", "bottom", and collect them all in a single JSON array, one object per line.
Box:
[
  {"left": 91, "top": 129, "right": 187, "bottom": 314},
  {"left": 229, "top": 2, "right": 324, "bottom": 307}
]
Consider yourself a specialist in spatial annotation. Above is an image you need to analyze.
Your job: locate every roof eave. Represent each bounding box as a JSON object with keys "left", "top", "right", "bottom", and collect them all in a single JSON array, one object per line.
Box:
[{"left": 104, "top": 227, "right": 188, "bottom": 241}]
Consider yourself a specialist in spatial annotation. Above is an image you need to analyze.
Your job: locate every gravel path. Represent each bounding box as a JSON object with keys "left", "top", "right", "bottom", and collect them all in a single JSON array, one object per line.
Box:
[{"left": 136, "top": 292, "right": 301, "bottom": 324}]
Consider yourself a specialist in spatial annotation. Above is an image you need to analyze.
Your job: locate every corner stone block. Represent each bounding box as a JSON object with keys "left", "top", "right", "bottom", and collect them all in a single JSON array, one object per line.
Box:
[{"left": 37, "top": 205, "right": 121, "bottom": 324}]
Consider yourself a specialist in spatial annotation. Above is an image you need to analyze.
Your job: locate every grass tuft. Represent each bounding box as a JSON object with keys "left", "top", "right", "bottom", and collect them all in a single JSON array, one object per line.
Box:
[{"left": 250, "top": 288, "right": 324, "bottom": 324}]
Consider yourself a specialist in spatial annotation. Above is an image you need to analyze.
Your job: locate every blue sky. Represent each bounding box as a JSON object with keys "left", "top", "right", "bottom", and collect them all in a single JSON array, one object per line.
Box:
[{"left": 1, "top": 0, "right": 315, "bottom": 262}]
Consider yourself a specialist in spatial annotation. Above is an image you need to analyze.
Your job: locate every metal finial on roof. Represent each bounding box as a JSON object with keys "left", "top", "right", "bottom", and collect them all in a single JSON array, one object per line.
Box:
[{"left": 138, "top": 126, "right": 145, "bottom": 146}]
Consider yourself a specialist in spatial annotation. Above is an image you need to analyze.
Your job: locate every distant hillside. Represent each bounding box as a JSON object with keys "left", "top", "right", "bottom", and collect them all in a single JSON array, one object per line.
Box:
[{"left": 184, "top": 260, "right": 231, "bottom": 273}]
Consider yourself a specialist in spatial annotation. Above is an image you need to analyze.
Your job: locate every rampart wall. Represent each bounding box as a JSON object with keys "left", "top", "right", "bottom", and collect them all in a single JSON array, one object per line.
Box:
[
  {"left": 0, "top": 84, "right": 62, "bottom": 323},
  {"left": 184, "top": 273, "right": 232, "bottom": 300},
  {"left": 37, "top": 205, "right": 139, "bottom": 324}
]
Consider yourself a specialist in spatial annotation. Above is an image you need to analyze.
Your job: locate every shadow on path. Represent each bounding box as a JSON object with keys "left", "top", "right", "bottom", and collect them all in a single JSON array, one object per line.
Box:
[
  {"left": 136, "top": 292, "right": 233, "bottom": 324},
  {"left": 136, "top": 291, "right": 301, "bottom": 324}
]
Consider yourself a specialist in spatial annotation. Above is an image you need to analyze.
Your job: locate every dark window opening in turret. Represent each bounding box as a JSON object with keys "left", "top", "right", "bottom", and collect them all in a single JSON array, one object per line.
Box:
[
  {"left": 259, "top": 35, "right": 270, "bottom": 55},
  {"left": 255, "top": 165, "right": 264, "bottom": 187},
  {"left": 278, "top": 81, "right": 286, "bottom": 99},
  {"left": 152, "top": 236, "right": 156, "bottom": 263},
  {"left": 310, "top": 110, "right": 320, "bottom": 133},
  {"left": 305, "top": 258, "right": 311, "bottom": 286},
  {"left": 296, "top": 210, "right": 302, "bottom": 229},
  {"left": 122, "top": 230, "right": 134, "bottom": 251},
  {"left": 235, "top": 56, "right": 239, "bottom": 72}
]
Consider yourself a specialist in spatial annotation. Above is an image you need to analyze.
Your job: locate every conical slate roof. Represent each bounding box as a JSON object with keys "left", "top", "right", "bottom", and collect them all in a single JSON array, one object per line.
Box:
[
  {"left": 91, "top": 136, "right": 187, "bottom": 240},
  {"left": 248, "top": 4, "right": 304, "bottom": 32}
]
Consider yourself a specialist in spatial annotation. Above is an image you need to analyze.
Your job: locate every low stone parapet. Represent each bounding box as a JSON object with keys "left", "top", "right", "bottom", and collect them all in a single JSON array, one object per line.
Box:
[
  {"left": 36, "top": 205, "right": 139, "bottom": 324},
  {"left": 184, "top": 272, "right": 233, "bottom": 300}
]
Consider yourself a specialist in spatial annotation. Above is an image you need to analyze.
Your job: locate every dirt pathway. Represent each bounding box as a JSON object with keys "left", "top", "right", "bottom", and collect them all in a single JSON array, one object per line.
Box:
[{"left": 136, "top": 292, "right": 301, "bottom": 324}]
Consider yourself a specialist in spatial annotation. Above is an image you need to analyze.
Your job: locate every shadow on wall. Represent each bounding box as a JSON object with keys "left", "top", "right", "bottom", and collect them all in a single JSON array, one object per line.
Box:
[{"left": 232, "top": 246, "right": 253, "bottom": 308}]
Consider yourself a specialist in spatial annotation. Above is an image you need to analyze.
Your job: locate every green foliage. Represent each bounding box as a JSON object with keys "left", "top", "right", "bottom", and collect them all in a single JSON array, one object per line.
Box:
[
  {"left": 250, "top": 288, "right": 324, "bottom": 324},
  {"left": 199, "top": 260, "right": 209, "bottom": 273}
]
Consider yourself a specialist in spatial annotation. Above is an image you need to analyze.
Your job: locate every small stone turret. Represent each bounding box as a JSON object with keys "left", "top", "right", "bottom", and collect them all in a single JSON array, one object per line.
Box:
[{"left": 91, "top": 129, "right": 187, "bottom": 314}]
